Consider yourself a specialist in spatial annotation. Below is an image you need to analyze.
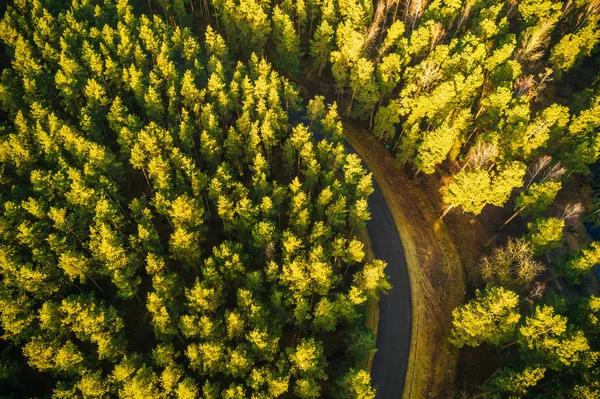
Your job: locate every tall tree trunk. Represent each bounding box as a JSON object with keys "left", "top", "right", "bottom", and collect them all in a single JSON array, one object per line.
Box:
[
  {"left": 347, "top": 90, "right": 356, "bottom": 117},
  {"left": 89, "top": 276, "right": 106, "bottom": 294},
  {"left": 500, "top": 207, "right": 525, "bottom": 230},
  {"left": 440, "top": 204, "right": 454, "bottom": 219},
  {"left": 485, "top": 207, "right": 527, "bottom": 246},
  {"left": 366, "top": 0, "right": 396, "bottom": 50},
  {"left": 369, "top": 104, "right": 376, "bottom": 130},
  {"left": 378, "top": 1, "right": 390, "bottom": 45}
]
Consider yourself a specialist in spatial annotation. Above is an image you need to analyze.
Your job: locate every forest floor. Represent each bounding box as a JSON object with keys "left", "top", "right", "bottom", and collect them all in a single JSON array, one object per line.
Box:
[{"left": 342, "top": 120, "right": 468, "bottom": 398}]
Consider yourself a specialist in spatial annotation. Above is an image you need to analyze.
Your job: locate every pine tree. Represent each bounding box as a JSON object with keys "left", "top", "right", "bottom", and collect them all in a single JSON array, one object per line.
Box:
[
  {"left": 336, "top": 368, "right": 376, "bottom": 399},
  {"left": 310, "top": 20, "right": 334, "bottom": 76},
  {"left": 442, "top": 169, "right": 492, "bottom": 216},
  {"left": 562, "top": 242, "right": 600, "bottom": 283},
  {"left": 273, "top": 6, "right": 302, "bottom": 75},
  {"left": 450, "top": 287, "right": 521, "bottom": 348},
  {"left": 526, "top": 217, "right": 564, "bottom": 256},
  {"left": 373, "top": 101, "right": 400, "bottom": 141},
  {"left": 347, "top": 58, "right": 379, "bottom": 120}
]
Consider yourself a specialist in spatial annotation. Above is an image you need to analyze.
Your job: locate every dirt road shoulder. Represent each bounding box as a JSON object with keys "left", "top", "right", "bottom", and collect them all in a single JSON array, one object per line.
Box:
[{"left": 344, "top": 120, "right": 466, "bottom": 399}]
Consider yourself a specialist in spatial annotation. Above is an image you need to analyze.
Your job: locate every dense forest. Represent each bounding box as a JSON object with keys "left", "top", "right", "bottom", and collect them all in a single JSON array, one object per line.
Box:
[
  {"left": 0, "top": 0, "right": 599, "bottom": 397},
  {"left": 0, "top": 1, "right": 390, "bottom": 397}
]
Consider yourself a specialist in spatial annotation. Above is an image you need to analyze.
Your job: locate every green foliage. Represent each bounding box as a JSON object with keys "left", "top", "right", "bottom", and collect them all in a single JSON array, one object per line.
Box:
[
  {"left": 336, "top": 368, "right": 376, "bottom": 399},
  {"left": 2, "top": 0, "right": 600, "bottom": 396},
  {"left": 348, "top": 58, "right": 379, "bottom": 120},
  {"left": 562, "top": 241, "right": 600, "bottom": 283},
  {"left": 450, "top": 287, "right": 521, "bottom": 348},
  {"left": 550, "top": 18, "right": 600, "bottom": 73},
  {"left": 0, "top": 1, "right": 388, "bottom": 396},
  {"left": 212, "top": 0, "right": 271, "bottom": 57},
  {"left": 373, "top": 101, "right": 400, "bottom": 140},
  {"left": 444, "top": 169, "right": 492, "bottom": 215},
  {"left": 310, "top": 20, "right": 334, "bottom": 76},
  {"left": 557, "top": 94, "right": 600, "bottom": 174},
  {"left": 518, "top": 305, "right": 597, "bottom": 368},
  {"left": 526, "top": 217, "right": 564, "bottom": 256},
  {"left": 515, "top": 180, "right": 562, "bottom": 216},
  {"left": 414, "top": 110, "right": 471, "bottom": 174},
  {"left": 273, "top": 6, "right": 302, "bottom": 75},
  {"left": 483, "top": 366, "right": 546, "bottom": 397},
  {"left": 488, "top": 161, "right": 527, "bottom": 207}
]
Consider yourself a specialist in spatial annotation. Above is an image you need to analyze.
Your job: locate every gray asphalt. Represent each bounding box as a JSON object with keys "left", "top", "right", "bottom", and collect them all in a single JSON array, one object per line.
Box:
[
  {"left": 341, "top": 139, "right": 412, "bottom": 398},
  {"left": 367, "top": 179, "right": 412, "bottom": 399}
]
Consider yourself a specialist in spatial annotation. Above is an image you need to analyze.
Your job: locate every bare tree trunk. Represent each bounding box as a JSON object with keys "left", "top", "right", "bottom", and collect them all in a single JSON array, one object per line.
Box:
[
  {"left": 365, "top": 0, "right": 396, "bottom": 50},
  {"left": 347, "top": 90, "right": 356, "bottom": 117},
  {"left": 141, "top": 167, "right": 153, "bottom": 195},
  {"left": 89, "top": 276, "right": 106, "bottom": 294},
  {"left": 440, "top": 204, "right": 454, "bottom": 219},
  {"left": 484, "top": 207, "right": 526, "bottom": 246},
  {"left": 500, "top": 208, "right": 524, "bottom": 230},
  {"left": 369, "top": 104, "right": 376, "bottom": 130},
  {"left": 379, "top": 1, "right": 390, "bottom": 45},
  {"left": 393, "top": 130, "right": 403, "bottom": 150}
]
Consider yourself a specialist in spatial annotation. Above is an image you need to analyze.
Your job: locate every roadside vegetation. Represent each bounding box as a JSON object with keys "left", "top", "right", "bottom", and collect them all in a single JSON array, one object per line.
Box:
[
  {"left": 1, "top": 0, "right": 600, "bottom": 397},
  {"left": 344, "top": 121, "right": 465, "bottom": 398}
]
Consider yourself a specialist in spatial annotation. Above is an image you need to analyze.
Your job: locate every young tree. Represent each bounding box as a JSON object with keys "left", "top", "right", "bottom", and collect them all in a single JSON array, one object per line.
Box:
[
  {"left": 376, "top": 53, "right": 403, "bottom": 103},
  {"left": 562, "top": 241, "right": 600, "bottom": 283},
  {"left": 450, "top": 287, "right": 521, "bottom": 348},
  {"left": 488, "top": 161, "right": 528, "bottom": 208},
  {"left": 526, "top": 217, "right": 564, "bottom": 256},
  {"left": 373, "top": 101, "right": 400, "bottom": 141},
  {"left": 442, "top": 169, "right": 492, "bottom": 217},
  {"left": 347, "top": 58, "right": 379, "bottom": 121},
  {"left": 287, "top": 338, "right": 327, "bottom": 380},
  {"left": 310, "top": 21, "right": 334, "bottom": 76},
  {"left": 305, "top": 95, "right": 326, "bottom": 131},
  {"left": 557, "top": 95, "right": 600, "bottom": 174},
  {"left": 550, "top": 17, "right": 600, "bottom": 73},
  {"left": 212, "top": 0, "right": 271, "bottom": 56},
  {"left": 414, "top": 115, "right": 466, "bottom": 175},
  {"left": 518, "top": 305, "right": 595, "bottom": 368},
  {"left": 503, "top": 180, "right": 562, "bottom": 227},
  {"left": 272, "top": 7, "right": 302, "bottom": 75},
  {"left": 335, "top": 368, "right": 376, "bottom": 399},
  {"left": 482, "top": 367, "right": 546, "bottom": 397}
]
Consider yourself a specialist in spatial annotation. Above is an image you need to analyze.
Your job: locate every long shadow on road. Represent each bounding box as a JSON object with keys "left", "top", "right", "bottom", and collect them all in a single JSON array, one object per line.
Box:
[{"left": 367, "top": 179, "right": 412, "bottom": 399}]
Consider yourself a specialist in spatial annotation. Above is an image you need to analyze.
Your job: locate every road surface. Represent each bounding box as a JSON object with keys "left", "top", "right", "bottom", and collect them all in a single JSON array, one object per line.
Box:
[
  {"left": 343, "top": 140, "right": 412, "bottom": 399},
  {"left": 367, "top": 179, "right": 412, "bottom": 399}
]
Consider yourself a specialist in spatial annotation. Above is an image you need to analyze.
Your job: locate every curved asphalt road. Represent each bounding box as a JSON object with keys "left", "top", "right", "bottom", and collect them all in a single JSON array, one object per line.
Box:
[
  {"left": 343, "top": 141, "right": 412, "bottom": 399},
  {"left": 367, "top": 179, "right": 412, "bottom": 399}
]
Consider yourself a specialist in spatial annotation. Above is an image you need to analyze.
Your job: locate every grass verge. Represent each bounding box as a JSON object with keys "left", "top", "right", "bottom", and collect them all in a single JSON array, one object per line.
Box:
[{"left": 343, "top": 120, "right": 466, "bottom": 398}]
